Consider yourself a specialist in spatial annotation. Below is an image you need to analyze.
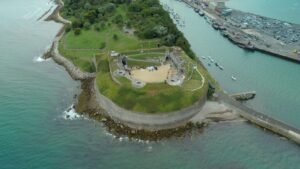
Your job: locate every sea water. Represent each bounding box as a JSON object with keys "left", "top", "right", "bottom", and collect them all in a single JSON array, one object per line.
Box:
[{"left": 1, "top": 0, "right": 300, "bottom": 168}]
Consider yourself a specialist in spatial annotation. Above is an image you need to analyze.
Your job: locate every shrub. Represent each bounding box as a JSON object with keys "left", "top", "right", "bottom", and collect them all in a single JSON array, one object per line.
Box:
[
  {"left": 74, "top": 28, "right": 82, "bottom": 36},
  {"left": 65, "top": 25, "right": 72, "bottom": 33},
  {"left": 94, "top": 24, "right": 101, "bottom": 31},
  {"left": 83, "top": 22, "right": 91, "bottom": 30},
  {"left": 113, "top": 34, "right": 118, "bottom": 40}
]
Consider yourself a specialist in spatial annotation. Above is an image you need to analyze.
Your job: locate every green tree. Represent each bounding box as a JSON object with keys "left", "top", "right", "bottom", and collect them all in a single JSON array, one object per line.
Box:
[{"left": 84, "top": 22, "right": 91, "bottom": 30}]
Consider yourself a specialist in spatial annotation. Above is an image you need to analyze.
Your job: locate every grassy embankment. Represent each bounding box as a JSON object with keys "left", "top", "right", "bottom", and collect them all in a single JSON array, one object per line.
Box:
[{"left": 59, "top": 1, "right": 216, "bottom": 113}]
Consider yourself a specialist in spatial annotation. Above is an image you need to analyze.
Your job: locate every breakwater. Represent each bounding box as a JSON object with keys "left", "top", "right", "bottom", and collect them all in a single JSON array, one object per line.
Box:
[{"left": 218, "top": 93, "right": 300, "bottom": 145}]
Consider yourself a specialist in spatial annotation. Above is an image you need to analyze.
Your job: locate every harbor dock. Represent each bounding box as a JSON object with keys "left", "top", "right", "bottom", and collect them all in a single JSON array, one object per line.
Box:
[{"left": 180, "top": 0, "right": 300, "bottom": 63}]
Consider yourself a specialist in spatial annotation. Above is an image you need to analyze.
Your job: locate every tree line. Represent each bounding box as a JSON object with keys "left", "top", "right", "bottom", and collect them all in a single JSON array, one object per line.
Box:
[{"left": 61, "top": 0, "right": 196, "bottom": 59}]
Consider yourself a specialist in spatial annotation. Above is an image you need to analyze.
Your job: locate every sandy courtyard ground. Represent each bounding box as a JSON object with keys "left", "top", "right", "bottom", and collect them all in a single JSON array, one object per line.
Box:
[{"left": 131, "top": 64, "right": 170, "bottom": 83}]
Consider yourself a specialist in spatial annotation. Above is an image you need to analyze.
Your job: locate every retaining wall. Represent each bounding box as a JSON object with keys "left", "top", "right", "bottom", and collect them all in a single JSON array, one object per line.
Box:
[{"left": 95, "top": 83, "right": 207, "bottom": 130}]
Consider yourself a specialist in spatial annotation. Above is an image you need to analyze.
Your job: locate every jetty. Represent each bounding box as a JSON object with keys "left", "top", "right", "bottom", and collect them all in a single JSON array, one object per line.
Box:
[
  {"left": 230, "top": 91, "right": 256, "bottom": 101},
  {"left": 218, "top": 92, "right": 300, "bottom": 145},
  {"left": 180, "top": 0, "right": 300, "bottom": 63}
]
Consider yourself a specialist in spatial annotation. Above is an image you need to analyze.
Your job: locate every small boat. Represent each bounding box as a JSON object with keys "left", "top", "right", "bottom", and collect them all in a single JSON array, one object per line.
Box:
[
  {"left": 204, "top": 16, "right": 212, "bottom": 24},
  {"left": 208, "top": 56, "right": 214, "bottom": 62},
  {"left": 219, "top": 66, "right": 224, "bottom": 70},
  {"left": 215, "top": 62, "right": 219, "bottom": 67},
  {"left": 231, "top": 76, "right": 237, "bottom": 81},
  {"left": 201, "top": 56, "right": 206, "bottom": 59},
  {"left": 212, "top": 23, "right": 220, "bottom": 30},
  {"left": 221, "top": 31, "right": 229, "bottom": 37},
  {"left": 198, "top": 10, "right": 204, "bottom": 16}
]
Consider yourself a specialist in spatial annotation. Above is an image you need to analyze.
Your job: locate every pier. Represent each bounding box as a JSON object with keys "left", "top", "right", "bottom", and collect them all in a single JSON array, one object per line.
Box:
[{"left": 218, "top": 92, "right": 300, "bottom": 145}]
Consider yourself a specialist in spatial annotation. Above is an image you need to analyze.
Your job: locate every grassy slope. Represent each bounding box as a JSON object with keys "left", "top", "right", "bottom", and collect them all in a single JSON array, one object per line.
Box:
[
  {"left": 95, "top": 52, "right": 208, "bottom": 113},
  {"left": 59, "top": 3, "right": 214, "bottom": 113}
]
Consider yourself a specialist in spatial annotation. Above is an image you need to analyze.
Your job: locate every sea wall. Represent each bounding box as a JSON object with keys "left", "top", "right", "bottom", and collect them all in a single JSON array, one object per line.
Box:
[{"left": 95, "top": 85, "right": 207, "bottom": 130}]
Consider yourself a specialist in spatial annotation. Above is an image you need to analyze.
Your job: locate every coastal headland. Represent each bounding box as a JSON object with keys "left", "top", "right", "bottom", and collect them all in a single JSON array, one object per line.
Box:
[
  {"left": 181, "top": 0, "right": 300, "bottom": 63},
  {"left": 43, "top": 0, "right": 300, "bottom": 144},
  {"left": 43, "top": 0, "right": 233, "bottom": 140}
]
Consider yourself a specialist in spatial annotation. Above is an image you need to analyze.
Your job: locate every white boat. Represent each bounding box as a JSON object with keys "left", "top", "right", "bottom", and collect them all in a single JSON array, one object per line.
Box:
[
  {"left": 219, "top": 66, "right": 224, "bottom": 70},
  {"left": 201, "top": 56, "right": 206, "bottom": 59},
  {"left": 231, "top": 76, "right": 237, "bottom": 81}
]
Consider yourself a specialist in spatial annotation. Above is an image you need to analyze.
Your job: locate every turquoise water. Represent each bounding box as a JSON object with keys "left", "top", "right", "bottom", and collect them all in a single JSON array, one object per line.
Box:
[{"left": 1, "top": 0, "right": 300, "bottom": 168}]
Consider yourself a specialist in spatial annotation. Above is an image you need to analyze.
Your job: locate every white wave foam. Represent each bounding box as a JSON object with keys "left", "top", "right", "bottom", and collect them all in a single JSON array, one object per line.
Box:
[
  {"left": 104, "top": 131, "right": 153, "bottom": 144},
  {"left": 34, "top": 56, "right": 49, "bottom": 62},
  {"left": 33, "top": 45, "right": 52, "bottom": 63},
  {"left": 62, "top": 104, "right": 85, "bottom": 120}
]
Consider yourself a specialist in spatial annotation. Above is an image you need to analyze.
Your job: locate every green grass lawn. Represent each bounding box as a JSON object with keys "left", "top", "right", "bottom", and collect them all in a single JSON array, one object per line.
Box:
[
  {"left": 58, "top": 23, "right": 213, "bottom": 113},
  {"left": 65, "top": 29, "right": 106, "bottom": 49},
  {"left": 58, "top": 4, "right": 215, "bottom": 113},
  {"left": 59, "top": 27, "right": 211, "bottom": 113},
  {"left": 95, "top": 52, "right": 208, "bottom": 113},
  {"left": 59, "top": 23, "right": 165, "bottom": 72}
]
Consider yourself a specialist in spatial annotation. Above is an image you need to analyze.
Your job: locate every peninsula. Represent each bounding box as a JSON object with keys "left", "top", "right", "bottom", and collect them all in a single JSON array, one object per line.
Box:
[
  {"left": 44, "top": 0, "right": 300, "bottom": 144},
  {"left": 44, "top": 0, "right": 228, "bottom": 139}
]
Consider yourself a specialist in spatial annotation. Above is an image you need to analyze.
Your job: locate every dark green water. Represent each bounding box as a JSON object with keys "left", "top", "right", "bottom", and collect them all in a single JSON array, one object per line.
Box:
[{"left": 1, "top": 0, "right": 300, "bottom": 168}]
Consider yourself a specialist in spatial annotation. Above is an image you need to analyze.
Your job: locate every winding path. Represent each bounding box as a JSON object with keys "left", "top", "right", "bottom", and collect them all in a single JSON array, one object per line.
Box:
[{"left": 191, "top": 66, "right": 206, "bottom": 91}]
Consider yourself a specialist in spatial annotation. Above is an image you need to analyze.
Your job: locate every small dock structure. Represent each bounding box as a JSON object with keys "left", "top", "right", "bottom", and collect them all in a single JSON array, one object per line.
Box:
[{"left": 230, "top": 91, "right": 256, "bottom": 101}]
